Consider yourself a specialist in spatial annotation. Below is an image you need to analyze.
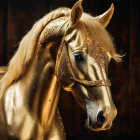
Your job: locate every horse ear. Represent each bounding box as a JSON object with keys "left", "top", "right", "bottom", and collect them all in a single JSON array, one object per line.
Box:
[
  {"left": 95, "top": 4, "right": 114, "bottom": 27},
  {"left": 70, "top": 0, "right": 83, "bottom": 25}
]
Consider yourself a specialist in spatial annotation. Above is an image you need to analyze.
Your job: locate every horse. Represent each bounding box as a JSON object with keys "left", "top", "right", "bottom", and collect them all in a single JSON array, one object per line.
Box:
[{"left": 0, "top": 0, "right": 122, "bottom": 139}]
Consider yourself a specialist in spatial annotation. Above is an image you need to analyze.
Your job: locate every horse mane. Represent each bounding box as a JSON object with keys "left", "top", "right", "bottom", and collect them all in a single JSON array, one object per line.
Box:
[
  {"left": 80, "top": 13, "right": 122, "bottom": 62},
  {"left": 0, "top": 7, "right": 70, "bottom": 95}
]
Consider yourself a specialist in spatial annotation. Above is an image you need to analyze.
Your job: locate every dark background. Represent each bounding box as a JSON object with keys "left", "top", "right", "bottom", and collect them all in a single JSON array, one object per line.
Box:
[{"left": 0, "top": 0, "right": 140, "bottom": 139}]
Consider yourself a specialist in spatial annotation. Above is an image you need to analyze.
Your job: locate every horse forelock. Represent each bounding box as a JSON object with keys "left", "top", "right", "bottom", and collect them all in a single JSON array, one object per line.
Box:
[{"left": 0, "top": 7, "right": 71, "bottom": 95}]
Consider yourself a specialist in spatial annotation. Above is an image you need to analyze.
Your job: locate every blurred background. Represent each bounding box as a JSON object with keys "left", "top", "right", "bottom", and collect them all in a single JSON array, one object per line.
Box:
[{"left": 0, "top": 0, "right": 139, "bottom": 139}]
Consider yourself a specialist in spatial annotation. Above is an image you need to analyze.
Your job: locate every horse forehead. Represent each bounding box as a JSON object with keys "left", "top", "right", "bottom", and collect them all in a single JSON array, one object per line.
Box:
[
  {"left": 78, "top": 25, "right": 92, "bottom": 41},
  {"left": 67, "top": 27, "right": 92, "bottom": 48}
]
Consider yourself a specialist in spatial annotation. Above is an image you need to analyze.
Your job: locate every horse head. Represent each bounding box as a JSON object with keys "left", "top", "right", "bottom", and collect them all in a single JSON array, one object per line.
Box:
[
  {"left": 0, "top": 1, "right": 122, "bottom": 139},
  {"left": 56, "top": 0, "right": 121, "bottom": 131}
]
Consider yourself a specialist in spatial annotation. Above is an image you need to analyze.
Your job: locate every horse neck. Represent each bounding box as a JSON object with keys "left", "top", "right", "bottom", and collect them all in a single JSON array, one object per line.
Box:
[
  {"left": 4, "top": 16, "right": 68, "bottom": 135},
  {"left": 18, "top": 53, "right": 61, "bottom": 133}
]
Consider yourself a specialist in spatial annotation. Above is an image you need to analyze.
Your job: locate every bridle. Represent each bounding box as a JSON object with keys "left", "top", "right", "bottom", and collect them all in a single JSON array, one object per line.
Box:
[{"left": 55, "top": 23, "right": 111, "bottom": 87}]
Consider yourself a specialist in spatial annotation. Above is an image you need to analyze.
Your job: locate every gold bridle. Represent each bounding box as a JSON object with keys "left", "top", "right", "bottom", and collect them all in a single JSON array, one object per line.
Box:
[{"left": 55, "top": 23, "right": 111, "bottom": 87}]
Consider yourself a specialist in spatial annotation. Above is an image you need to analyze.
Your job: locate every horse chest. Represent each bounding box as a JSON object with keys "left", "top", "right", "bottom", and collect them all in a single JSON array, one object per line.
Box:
[{"left": 1, "top": 84, "right": 43, "bottom": 139}]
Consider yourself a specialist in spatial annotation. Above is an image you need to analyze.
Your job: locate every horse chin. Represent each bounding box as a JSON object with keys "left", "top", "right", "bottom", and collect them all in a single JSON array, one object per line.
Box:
[{"left": 87, "top": 125, "right": 110, "bottom": 132}]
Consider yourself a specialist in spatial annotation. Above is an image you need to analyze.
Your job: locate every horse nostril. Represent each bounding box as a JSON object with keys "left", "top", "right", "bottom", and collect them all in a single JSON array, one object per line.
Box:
[{"left": 97, "top": 111, "right": 106, "bottom": 124}]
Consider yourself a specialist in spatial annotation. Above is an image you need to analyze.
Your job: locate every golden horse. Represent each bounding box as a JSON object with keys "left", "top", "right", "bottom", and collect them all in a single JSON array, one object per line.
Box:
[{"left": 0, "top": 0, "right": 122, "bottom": 139}]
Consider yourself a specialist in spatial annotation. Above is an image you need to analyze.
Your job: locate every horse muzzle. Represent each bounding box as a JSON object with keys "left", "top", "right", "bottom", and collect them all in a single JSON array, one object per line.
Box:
[{"left": 86, "top": 105, "right": 117, "bottom": 131}]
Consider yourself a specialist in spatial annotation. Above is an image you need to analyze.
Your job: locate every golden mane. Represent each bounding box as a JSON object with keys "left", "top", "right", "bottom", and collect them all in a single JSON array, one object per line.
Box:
[
  {"left": 80, "top": 13, "right": 122, "bottom": 62},
  {"left": 0, "top": 7, "right": 70, "bottom": 95}
]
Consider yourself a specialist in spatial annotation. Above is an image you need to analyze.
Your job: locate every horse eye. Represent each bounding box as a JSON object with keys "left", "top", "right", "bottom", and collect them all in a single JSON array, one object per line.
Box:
[{"left": 73, "top": 52, "right": 85, "bottom": 62}]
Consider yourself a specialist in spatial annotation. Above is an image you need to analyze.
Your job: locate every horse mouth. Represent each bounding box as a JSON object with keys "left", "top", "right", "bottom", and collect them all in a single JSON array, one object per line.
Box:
[{"left": 85, "top": 118, "right": 112, "bottom": 132}]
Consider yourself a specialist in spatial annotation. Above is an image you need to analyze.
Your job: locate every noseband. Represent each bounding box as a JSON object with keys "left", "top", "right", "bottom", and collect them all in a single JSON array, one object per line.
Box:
[{"left": 55, "top": 25, "right": 111, "bottom": 87}]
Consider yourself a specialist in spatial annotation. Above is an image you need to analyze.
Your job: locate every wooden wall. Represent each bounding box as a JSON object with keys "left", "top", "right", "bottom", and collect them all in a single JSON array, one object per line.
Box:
[{"left": 0, "top": 0, "right": 139, "bottom": 139}]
